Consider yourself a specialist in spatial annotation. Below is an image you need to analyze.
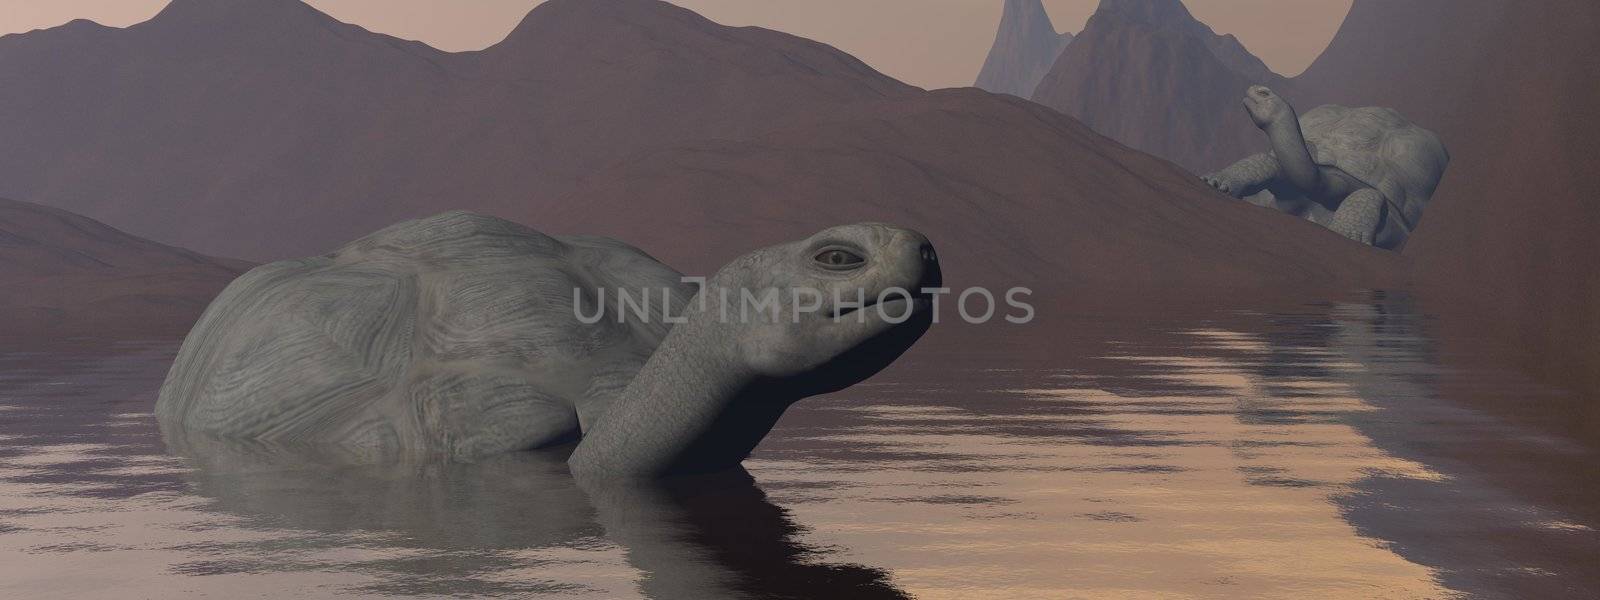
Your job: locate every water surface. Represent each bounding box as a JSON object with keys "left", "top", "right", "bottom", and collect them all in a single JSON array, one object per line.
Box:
[{"left": 2, "top": 298, "right": 1596, "bottom": 599}]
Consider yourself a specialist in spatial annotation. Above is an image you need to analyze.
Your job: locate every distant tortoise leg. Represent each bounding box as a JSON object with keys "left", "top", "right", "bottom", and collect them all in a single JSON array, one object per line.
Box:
[
  {"left": 1327, "top": 188, "right": 1385, "bottom": 246},
  {"left": 1201, "top": 153, "right": 1280, "bottom": 199},
  {"left": 408, "top": 369, "right": 581, "bottom": 459}
]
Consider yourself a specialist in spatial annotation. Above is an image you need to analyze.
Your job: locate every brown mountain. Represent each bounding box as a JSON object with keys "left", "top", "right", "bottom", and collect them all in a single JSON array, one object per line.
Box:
[
  {"left": 0, "top": 0, "right": 915, "bottom": 261},
  {"left": 1030, "top": 0, "right": 1285, "bottom": 175},
  {"left": 1295, "top": 0, "right": 1600, "bottom": 398},
  {"left": 0, "top": 198, "right": 248, "bottom": 337},
  {"left": 0, "top": 0, "right": 1399, "bottom": 303},
  {"left": 974, "top": 0, "right": 1074, "bottom": 99}
]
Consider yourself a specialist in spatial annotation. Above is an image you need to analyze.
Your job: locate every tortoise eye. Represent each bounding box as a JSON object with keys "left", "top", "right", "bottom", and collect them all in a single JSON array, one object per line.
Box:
[{"left": 814, "top": 248, "right": 865, "bottom": 270}]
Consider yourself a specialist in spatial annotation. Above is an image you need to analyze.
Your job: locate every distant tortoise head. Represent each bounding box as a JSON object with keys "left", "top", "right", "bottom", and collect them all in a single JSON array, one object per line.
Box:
[{"left": 1243, "top": 85, "right": 1292, "bottom": 129}]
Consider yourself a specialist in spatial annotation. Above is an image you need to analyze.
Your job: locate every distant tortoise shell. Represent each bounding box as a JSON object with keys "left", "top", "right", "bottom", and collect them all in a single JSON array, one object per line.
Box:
[
  {"left": 157, "top": 211, "right": 697, "bottom": 458},
  {"left": 1297, "top": 105, "right": 1449, "bottom": 229}
]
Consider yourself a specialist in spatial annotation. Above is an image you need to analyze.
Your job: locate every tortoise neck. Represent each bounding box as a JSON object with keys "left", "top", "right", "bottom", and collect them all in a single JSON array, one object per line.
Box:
[
  {"left": 566, "top": 310, "right": 796, "bottom": 479},
  {"left": 1264, "top": 106, "right": 1323, "bottom": 194}
]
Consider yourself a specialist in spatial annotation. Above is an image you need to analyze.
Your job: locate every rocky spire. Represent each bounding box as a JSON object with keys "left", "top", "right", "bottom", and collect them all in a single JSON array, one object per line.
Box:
[
  {"left": 1030, "top": 0, "right": 1286, "bottom": 173},
  {"left": 974, "top": 0, "right": 1074, "bottom": 98}
]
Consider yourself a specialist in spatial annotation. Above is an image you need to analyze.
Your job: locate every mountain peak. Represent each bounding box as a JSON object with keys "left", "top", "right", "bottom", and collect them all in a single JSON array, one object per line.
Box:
[
  {"left": 975, "top": 0, "right": 1075, "bottom": 98},
  {"left": 1094, "top": 0, "right": 1197, "bottom": 28},
  {"left": 488, "top": 0, "right": 910, "bottom": 99},
  {"left": 1032, "top": 0, "right": 1283, "bottom": 172},
  {"left": 1001, "top": 0, "right": 1056, "bottom": 25},
  {"left": 147, "top": 0, "right": 333, "bottom": 31},
  {"left": 498, "top": 0, "right": 704, "bottom": 50},
  {"left": 1085, "top": 0, "right": 1274, "bottom": 83}
]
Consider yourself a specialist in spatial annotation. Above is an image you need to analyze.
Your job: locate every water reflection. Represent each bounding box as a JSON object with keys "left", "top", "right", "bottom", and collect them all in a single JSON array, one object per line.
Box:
[
  {"left": 3, "top": 297, "right": 1598, "bottom": 599},
  {"left": 745, "top": 296, "right": 1599, "bottom": 598},
  {"left": 0, "top": 345, "right": 905, "bottom": 598},
  {"left": 163, "top": 430, "right": 908, "bottom": 599},
  {"left": 751, "top": 324, "right": 1451, "bottom": 597},
  {"left": 1311, "top": 299, "right": 1600, "bottom": 598}
]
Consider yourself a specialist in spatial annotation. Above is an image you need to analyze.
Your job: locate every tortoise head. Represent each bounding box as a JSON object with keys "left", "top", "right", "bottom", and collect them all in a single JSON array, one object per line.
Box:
[
  {"left": 695, "top": 223, "right": 941, "bottom": 395},
  {"left": 1243, "top": 85, "right": 1294, "bottom": 129}
]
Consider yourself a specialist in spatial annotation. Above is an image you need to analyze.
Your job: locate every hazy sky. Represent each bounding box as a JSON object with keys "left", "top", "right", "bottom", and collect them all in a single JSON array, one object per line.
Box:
[{"left": 0, "top": 0, "right": 1353, "bottom": 88}]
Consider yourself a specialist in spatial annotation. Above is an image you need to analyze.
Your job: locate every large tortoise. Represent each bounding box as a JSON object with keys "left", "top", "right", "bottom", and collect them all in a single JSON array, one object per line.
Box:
[
  {"left": 1202, "top": 86, "right": 1449, "bottom": 249},
  {"left": 157, "top": 212, "right": 940, "bottom": 478}
]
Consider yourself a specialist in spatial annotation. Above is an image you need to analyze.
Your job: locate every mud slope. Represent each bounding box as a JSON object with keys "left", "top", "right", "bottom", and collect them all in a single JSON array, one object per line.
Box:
[{"left": 0, "top": 198, "right": 247, "bottom": 337}]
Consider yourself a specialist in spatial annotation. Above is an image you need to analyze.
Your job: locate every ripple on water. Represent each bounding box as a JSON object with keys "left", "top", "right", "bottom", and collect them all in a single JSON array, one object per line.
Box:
[{"left": 2, "top": 302, "right": 1599, "bottom": 599}]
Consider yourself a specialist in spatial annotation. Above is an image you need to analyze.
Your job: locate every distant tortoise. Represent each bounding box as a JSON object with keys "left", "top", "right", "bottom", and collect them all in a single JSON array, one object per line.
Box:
[
  {"left": 1201, "top": 85, "right": 1449, "bottom": 249},
  {"left": 157, "top": 212, "right": 940, "bottom": 478}
]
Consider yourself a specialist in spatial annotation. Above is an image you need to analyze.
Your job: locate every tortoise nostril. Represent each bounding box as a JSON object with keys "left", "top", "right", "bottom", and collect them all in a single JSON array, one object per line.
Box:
[{"left": 916, "top": 244, "right": 942, "bottom": 291}]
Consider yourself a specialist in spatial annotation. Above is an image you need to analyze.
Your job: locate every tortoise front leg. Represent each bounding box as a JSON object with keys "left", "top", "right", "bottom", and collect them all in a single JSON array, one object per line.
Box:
[
  {"left": 1201, "top": 152, "right": 1279, "bottom": 199},
  {"left": 1327, "top": 188, "right": 1385, "bottom": 246}
]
